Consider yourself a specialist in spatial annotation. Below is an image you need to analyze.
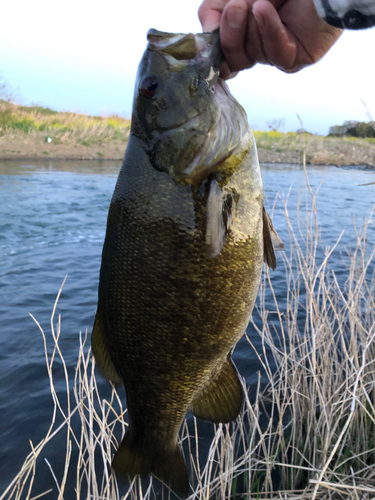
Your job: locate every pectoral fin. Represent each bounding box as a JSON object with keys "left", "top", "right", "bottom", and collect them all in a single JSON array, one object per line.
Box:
[
  {"left": 206, "top": 179, "right": 235, "bottom": 257},
  {"left": 263, "top": 206, "right": 284, "bottom": 271},
  {"left": 91, "top": 310, "right": 123, "bottom": 385},
  {"left": 191, "top": 354, "right": 243, "bottom": 423}
]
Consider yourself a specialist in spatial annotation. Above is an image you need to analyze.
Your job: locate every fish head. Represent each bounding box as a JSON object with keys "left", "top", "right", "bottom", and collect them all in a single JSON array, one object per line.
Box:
[{"left": 131, "top": 29, "right": 250, "bottom": 184}]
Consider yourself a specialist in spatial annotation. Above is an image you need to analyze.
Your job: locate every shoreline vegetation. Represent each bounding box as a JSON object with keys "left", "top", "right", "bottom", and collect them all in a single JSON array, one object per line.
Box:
[
  {"left": 2, "top": 169, "right": 375, "bottom": 500},
  {"left": 1, "top": 99, "right": 375, "bottom": 167}
]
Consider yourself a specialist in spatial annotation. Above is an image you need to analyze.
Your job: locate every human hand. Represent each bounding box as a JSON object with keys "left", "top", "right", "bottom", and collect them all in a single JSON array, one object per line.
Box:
[{"left": 198, "top": 0, "right": 343, "bottom": 75}]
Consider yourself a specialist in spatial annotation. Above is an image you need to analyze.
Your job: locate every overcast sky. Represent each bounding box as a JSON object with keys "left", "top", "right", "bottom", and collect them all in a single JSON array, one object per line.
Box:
[{"left": 1, "top": 0, "right": 374, "bottom": 135}]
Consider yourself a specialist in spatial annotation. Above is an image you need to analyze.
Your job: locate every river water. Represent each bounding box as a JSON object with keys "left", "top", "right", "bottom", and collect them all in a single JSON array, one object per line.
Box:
[{"left": 0, "top": 160, "right": 374, "bottom": 496}]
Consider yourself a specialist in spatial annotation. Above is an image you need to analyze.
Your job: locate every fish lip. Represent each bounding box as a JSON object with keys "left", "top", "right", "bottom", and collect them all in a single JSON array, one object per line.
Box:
[
  {"left": 150, "top": 77, "right": 219, "bottom": 138},
  {"left": 156, "top": 110, "right": 205, "bottom": 133},
  {"left": 147, "top": 29, "right": 223, "bottom": 70}
]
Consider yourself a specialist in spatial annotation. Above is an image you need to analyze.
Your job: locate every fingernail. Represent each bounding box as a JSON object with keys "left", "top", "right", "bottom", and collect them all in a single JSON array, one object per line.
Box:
[
  {"left": 227, "top": 7, "right": 243, "bottom": 28},
  {"left": 203, "top": 21, "right": 220, "bottom": 32}
]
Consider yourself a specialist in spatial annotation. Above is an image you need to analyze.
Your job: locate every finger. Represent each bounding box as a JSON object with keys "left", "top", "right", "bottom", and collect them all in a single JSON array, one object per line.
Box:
[
  {"left": 220, "top": 0, "right": 256, "bottom": 71},
  {"left": 219, "top": 60, "right": 239, "bottom": 79},
  {"left": 198, "top": 0, "right": 224, "bottom": 31},
  {"left": 252, "top": 0, "right": 298, "bottom": 71}
]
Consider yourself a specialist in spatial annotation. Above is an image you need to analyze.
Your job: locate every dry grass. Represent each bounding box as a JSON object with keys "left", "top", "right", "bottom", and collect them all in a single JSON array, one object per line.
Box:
[
  {"left": 0, "top": 99, "right": 130, "bottom": 136},
  {"left": 0, "top": 100, "right": 130, "bottom": 159},
  {"left": 1, "top": 166, "right": 375, "bottom": 500}
]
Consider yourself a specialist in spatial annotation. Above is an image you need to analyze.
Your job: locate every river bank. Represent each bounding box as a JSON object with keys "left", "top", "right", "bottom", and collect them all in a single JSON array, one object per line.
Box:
[
  {"left": 3, "top": 131, "right": 375, "bottom": 168},
  {"left": 2, "top": 161, "right": 374, "bottom": 498},
  {"left": 1, "top": 100, "right": 375, "bottom": 167}
]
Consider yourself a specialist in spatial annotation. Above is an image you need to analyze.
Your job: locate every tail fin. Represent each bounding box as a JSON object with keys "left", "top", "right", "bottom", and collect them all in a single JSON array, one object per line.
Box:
[
  {"left": 112, "top": 432, "right": 190, "bottom": 498},
  {"left": 154, "top": 446, "right": 189, "bottom": 498}
]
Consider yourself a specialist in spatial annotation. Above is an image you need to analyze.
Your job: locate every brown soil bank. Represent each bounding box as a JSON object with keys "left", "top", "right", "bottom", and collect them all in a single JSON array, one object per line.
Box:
[
  {"left": 254, "top": 130, "right": 375, "bottom": 167},
  {"left": 2, "top": 129, "right": 375, "bottom": 167},
  {"left": 1, "top": 100, "right": 375, "bottom": 167}
]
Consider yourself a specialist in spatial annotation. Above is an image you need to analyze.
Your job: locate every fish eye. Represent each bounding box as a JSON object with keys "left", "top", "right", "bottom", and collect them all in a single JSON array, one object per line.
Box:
[{"left": 139, "top": 76, "right": 159, "bottom": 98}]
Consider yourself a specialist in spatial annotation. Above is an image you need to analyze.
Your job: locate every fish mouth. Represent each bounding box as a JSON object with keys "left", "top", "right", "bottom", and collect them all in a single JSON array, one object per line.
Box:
[
  {"left": 156, "top": 110, "right": 205, "bottom": 133},
  {"left": 145, "top": 30, "right": 249, "bottom": 183},
  {"left": 147, "top": 28, "right": 223, "bottom": 90},
  {"left": 143, "top": 28, "right": 222, "bottom": 142}
]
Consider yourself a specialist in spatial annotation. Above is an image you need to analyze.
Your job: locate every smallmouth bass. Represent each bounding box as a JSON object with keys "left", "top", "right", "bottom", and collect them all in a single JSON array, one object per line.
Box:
[{"left": 92, "top": 28, "right": 283, "bottom": 497}]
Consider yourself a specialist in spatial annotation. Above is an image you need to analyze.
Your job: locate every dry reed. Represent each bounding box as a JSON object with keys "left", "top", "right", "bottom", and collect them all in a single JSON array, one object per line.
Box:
[
  {"left": 0, "top": 100, "right": 131, "bottom": 147},
  {"left": 1, "top": 167, "right": 374, "bottom": 500}
]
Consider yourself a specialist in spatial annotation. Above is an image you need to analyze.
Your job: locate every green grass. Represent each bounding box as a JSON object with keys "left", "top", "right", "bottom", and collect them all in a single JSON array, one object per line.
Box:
[{"left": 253, "top": 130, "right": 375, "bottom": 150}]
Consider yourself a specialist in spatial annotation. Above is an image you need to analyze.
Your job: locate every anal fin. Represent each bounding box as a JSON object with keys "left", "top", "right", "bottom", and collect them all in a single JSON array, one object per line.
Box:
[
  {"left": 191, "top": 354, "right": 243, "bottom": 424},
  {"left": 91, "top": 310, "right": 123, "bottom": 385}
]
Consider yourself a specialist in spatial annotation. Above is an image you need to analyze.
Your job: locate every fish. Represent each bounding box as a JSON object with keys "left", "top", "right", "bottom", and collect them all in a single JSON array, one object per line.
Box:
[{"left": 91, "top": 28, "right": 284, "bottom": 497}]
